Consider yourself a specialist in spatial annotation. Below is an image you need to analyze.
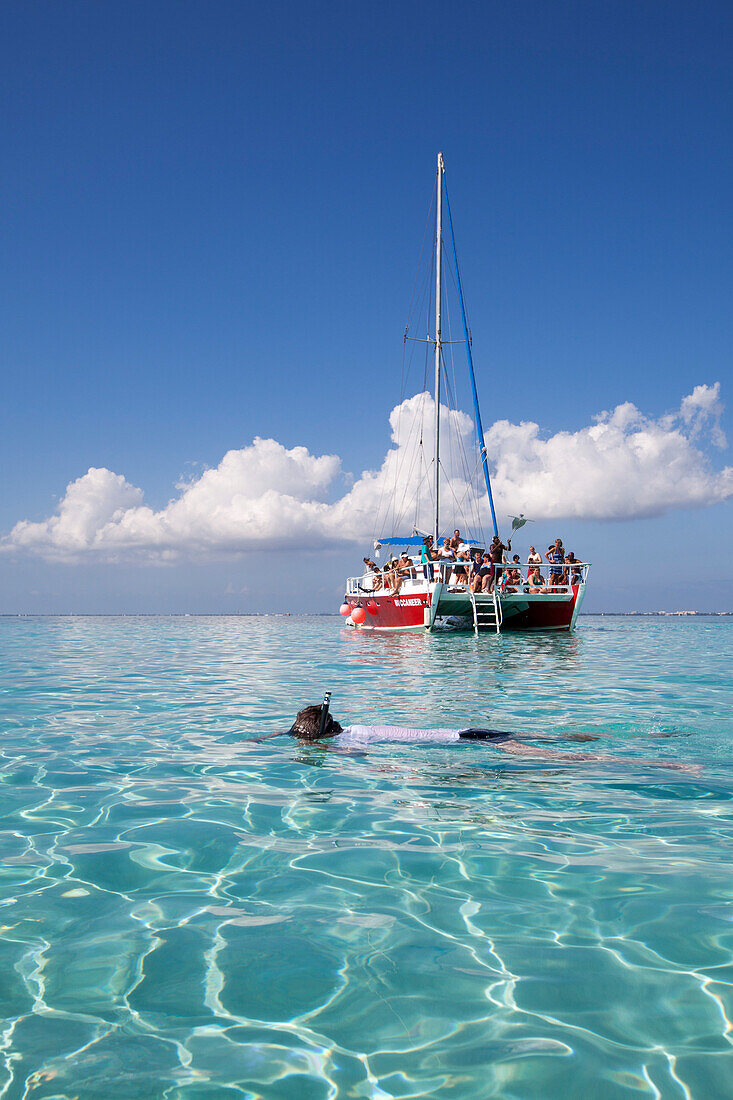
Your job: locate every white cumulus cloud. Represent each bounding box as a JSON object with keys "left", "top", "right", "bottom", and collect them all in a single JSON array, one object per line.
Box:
[
  {"left": 2, "top": 384, "right": 730, "bottom": 561},
  {"left": 487, "top": 381, "right": 731, "bottom": 521}
]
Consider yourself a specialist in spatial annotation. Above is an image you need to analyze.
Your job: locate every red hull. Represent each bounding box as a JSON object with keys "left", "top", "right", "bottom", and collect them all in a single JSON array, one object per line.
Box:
[
  {"left": 345, "top": 591, "right": 429, "bottom": 630},
  {"left": 499, "top": 588, "right": 580, "bottom": 631},
  {"left": 345, "top": 585, "right": 582, "bottom": 632}
]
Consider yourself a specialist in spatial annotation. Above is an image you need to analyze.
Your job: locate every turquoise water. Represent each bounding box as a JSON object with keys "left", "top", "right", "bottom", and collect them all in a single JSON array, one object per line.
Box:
[{"left": 0, "top": 615, "right": 731, "bottom": 1099}]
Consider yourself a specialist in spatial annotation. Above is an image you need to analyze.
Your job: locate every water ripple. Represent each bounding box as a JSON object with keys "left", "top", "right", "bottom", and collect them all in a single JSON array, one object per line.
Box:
[{"left": 0, "top": 615, "right": 731, "bottom": 1098}]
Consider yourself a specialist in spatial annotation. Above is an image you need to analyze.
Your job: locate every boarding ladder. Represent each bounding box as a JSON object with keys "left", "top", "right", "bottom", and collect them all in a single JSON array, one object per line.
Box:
[{"left": 470, "top": 590, "right": 502, "bottom": 635}]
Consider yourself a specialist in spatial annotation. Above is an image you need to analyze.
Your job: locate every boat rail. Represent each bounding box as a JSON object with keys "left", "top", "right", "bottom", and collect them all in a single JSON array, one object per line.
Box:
[{"left": 346, "top": 561, "right": 591, "bottom": 596}]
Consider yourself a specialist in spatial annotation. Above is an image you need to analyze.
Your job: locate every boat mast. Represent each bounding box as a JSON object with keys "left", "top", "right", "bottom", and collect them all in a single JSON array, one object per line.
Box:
[{"left": 433, "top": 152, "right": 444, "bottom": 548}]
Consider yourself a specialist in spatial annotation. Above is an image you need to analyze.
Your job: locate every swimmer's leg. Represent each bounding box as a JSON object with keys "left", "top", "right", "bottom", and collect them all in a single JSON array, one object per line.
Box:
[{"left": 458, "top": 729, "right": 513, "bottom": 742}]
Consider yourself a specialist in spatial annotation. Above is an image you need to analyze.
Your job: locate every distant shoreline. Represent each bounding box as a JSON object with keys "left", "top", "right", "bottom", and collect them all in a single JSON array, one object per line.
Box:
[{"left": 0, "top": 612, "right": 731, "bottom": 619}]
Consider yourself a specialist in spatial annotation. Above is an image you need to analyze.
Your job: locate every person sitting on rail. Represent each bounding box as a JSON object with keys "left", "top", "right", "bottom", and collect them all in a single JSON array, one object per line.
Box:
[
  {"left": 471, "top": 553, "right": 493, "bottom": 593},
  {"left": 379, "top": 557, "right": 397, "bottom": 589},
  {"left": 438, "top": 538, "right": 456, "bottom": 581},
  {"left": 503, "top": 555, "right": 522, "bottom": 592},
  {"left": 449, "top": 549, "right": 470, "bottom": 588},
  {"left": 359, "top": 557, "right": 381, "bottom": 592},
  {"left": 390, "top": 553, "right": 415, "bottom": 595},
  {"left": 527, "top": 566, "right": 546, "bottom": 592},
  {"left": 565, "top": 551, "right": 582, "bottom": 585},
  {"left": 468, "top": 551, "right": 483, "bottom": 590}
]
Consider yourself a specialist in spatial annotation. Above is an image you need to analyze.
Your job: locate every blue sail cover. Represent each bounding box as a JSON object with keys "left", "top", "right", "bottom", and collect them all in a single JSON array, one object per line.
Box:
[{"left": 375, "top": 536, "right": 431, "bottom": 547}]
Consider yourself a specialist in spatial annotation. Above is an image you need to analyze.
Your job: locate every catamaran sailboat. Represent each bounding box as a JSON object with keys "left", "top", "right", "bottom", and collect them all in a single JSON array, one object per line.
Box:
[{"left": 341, "top": 153, "right": 589, "bottom": 633}]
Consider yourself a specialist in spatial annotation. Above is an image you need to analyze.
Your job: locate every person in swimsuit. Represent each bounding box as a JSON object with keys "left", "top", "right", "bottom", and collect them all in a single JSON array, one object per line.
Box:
[
  {"left": 290, "top": 705, "right": 518, "bottom": 746},
  {"left": 527, "top": 565, "right": 546, "bottom": 591},
  {"left": 471, "top": 553, "right": 492, "bottom": 593},
  {"left": 504, "top": 556, "right": 522, "bottom": 591},
  {"left": 468, "top": 550, "right": 483, "bottom": 588},
  {"left": 390, "top": 553, "right": 414, "bottom": 594},
  {"left": 449, "top": 549, "right": 470, "bottom": 587},
  {"left": 545, "top": 538, "right": 565, "bottom": 585},
  {"left": 284, "top": 704, "right": 699, "bottom": 771}
]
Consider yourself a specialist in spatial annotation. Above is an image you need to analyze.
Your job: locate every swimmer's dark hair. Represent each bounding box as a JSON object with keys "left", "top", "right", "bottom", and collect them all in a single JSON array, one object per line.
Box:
[{"left": 289, "top": 705, "right": 343, "bottom": 740}]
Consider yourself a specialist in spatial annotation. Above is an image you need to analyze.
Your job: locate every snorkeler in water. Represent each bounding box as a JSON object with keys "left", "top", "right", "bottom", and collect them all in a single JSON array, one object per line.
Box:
[
  {"left": 282, "top": 696, "right": 698, "bottom": 772},
  {"left": 287, "top": 699, "right": 600, "bottom": 759},
  {"left": 289, "top": 704, "right": 516, "bottom": 746}
]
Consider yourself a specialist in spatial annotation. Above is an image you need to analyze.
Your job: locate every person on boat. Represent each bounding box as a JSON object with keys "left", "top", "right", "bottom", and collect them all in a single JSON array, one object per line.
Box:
[
  {"left": 545, "top": 539, "right": 565, "bottom": 584},
  {"left": 527, "top": 546, "right": 542, "bottom": 568},
  {"left": 363, "top": 556, "right": 379, "bottom": 573},
  {"left": 503, "top": 556, "right": 522, "bottom": 592},
  {"left": 359, "top": 557, "right": 381, "bottom": 592},
  {"left": 420, "top": 536, "right": 435, "bottom": 581},
  {"left": 449, "top": 549, "right": 470, "bottom": 588},
  {"left": 390, "top": 553, "right": 414, "bottom": 595},
  {"left": 285, "top": 705, "right": 699, "bottom": 772},
  {"left": 527, "top": 566, "right": 546, "bottom": 592},
  {"left": 438, "top": 538, "right": 455, "bottom": 581},
  {"left": 487, "top": 534, "right": 511, "bottom": 593},
  {"left": 378, "top": 557, "right": 395, "bottom": 590},
  {"left": 471, "top": 553, "right": 492, "bottom": 593},
  {"left": 565, "top": 552, "right": 582, "bottom": 585},
  {"left": 449, "top": 529, "right": 462, "bottom": 553}
]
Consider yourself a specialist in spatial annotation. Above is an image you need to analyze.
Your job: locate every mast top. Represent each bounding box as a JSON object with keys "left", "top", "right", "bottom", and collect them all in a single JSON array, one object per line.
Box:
[{"left": 437, "top": 151, "right": 444, "bottom": 172}]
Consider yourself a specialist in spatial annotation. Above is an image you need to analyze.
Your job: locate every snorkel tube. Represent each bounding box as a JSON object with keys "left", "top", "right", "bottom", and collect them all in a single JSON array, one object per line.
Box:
[{"left": 317, "top": 691, "right": 332, "bottom": 739}]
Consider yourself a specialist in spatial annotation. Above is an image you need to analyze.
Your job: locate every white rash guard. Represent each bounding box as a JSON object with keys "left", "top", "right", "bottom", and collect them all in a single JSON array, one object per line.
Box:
[{"left": 337, "top": 725, "right": 463, "bottom": 747}]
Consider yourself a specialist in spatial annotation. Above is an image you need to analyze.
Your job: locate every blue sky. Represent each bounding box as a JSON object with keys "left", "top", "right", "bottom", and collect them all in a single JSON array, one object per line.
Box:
[{"left": 1, "top": 0, "right": 731, "bottom": 612}]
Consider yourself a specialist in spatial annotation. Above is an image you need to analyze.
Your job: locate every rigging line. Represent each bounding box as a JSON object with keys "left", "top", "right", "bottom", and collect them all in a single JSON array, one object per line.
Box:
[
  {"left": 453, "top": 458, "right": 484, "bottom": 526},
  {"left": 404, "top": 177, "right": 437, "bottom": 338},
  {"left": 438, "top": 435, "right": 483, "bottom": 540},
  {"left": 440, "top": 343, "right": 472, "bottom": 499},
  {"left": 439, "top": 363, "right": 484, "bottom": 542},
  {"left": 437, "top": 453, "right": 472, "bottom": 538},
  {"left": 443, "top": 361, "right": 481, "bottom": 517},
  {"left": 393, "top": 256, "right": 433, "bottom": 515},
  {"left": 382, "top": 389, "right": 428, "bottom": 536},
  {"left": 439, "top": 459, "right": 469, "bottom": 530},
  {"left": 421, "top": 240, "right": 435, "bottom": 394},
  {"left": 372, "top": 430, "right": 393, "bottom": 544},
  {"left": 405, "top": 251, "right": 436, "bottom": 379},
  {"left": 392, "top": 436, "right": 426, "bottom": 533},
  {"left": 386, "top": 188, "right": 439, "bottom": 540},
  {"left": 393, "top": 394, "right": 433, "bottom": 530},
  {"left": 443, "top": 174, "right": 499, "bottom": 539},
  {"left": 412, "top": 439, "right": 428, "bottom": 533},
  {"left": 391, "top": 440, "right": 429, "bottom": 531}
]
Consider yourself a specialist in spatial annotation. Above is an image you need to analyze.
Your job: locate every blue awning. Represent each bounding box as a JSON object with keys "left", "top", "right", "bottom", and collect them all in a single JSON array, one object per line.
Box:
[{"left": 375, "top": 536, "right": 424, "bottom": 547}]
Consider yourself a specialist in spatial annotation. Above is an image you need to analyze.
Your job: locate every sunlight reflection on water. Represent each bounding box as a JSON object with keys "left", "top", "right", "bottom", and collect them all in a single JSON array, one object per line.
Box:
[{"left": 0, "top": 615, "right": 731, "bottom": 1098}]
